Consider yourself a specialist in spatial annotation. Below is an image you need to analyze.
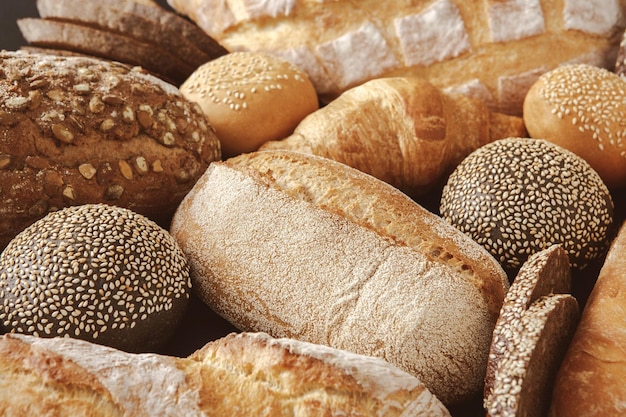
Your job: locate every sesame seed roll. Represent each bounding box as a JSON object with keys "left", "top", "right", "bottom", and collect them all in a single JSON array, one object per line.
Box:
[
  {"left": 180, "top": 51, "right": 319, "bottom": 158},
  {"left": 0, "top": 204, "right": 191, "bottom": 352},
  {"left": 440, "top": 138, "right": 614, "bottom": 272}
]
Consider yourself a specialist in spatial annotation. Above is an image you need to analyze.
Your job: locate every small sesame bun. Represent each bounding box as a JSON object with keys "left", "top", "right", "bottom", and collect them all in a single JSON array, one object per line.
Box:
[
  {"left": 180, "top": 52, "right": 319, "bottom": 158},
  {"left": 0, "top": 204, "right": 191, "bottom": 352},
  {"left": 440, "top": 138, "right": 614, "bottom": 272},
  {"left": 523, "top": 64, "right": 626, "bottom": 189}
]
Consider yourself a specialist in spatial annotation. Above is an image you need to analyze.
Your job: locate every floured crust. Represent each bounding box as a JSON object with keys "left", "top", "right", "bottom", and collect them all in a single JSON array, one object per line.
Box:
[
  {"left": 170, "top": 150, "right": 509, "bottom": 404},
  {"left": 167, "top": 0, "right": 625, "bottom": 114},
  {"left": 0, "top": 332, "right": 451, "bottom": 417}
]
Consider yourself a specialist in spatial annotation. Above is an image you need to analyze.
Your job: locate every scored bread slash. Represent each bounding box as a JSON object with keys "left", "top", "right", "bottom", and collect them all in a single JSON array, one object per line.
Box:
[
  {"left": 485, "top": 294, "right": 579, "bottom": 417},
  {"left": 484, "top": 244, "right": 572, "bottom": 395},
  {"left": 17, "top": 17, "right": 195, "bottom": 85},
  {"left": 35, "top": 0, "right": 226, "bottom": 69}
]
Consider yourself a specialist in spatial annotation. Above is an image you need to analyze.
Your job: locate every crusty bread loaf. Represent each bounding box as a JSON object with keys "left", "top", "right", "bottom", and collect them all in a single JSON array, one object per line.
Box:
[
  {"left": 262, "top": 76, "right": 526, "bottom": 196},
  {"left": 550, "top": 221, "right": 626, "bottom": 417},
  {"left": 167, "top": 0, "right": 626, "bottom": 114},
  {"left": 170, "top": 149, "right": 509, "bottom": 405},
  {"left": 0, "top": 332, "right": 452, "bottom": 417},
  {"left": 0, "top": 50, "right": 221, "bottom": 250}
]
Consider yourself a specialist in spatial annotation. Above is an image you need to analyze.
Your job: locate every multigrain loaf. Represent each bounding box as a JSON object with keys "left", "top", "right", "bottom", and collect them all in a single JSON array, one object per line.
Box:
[
  {"left": 170, "top": 149, "right": 510, "bottom": 405},
  {"left": 0, "top": 332, "right": 452, "bottom": 417},
  {"left": 167, "top": 0, "right": 626, "bottom": 114},
  {"left": 0, "top": 51, "right": 221, "bottom": 250},
  {"left": 262, "top": 76, "right": 526, "bottom": 196}
]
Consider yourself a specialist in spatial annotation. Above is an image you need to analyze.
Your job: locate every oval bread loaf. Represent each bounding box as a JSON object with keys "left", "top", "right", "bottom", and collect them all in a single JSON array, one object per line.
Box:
[
  {"left": 167, "top": 0, "right": 626, "bottom": 114},
  {"left": 170, "top": 150, "right": 510, "bottom": 405},
  {"left": 0, "top": 51, "right": 221, "bottom": 250}
]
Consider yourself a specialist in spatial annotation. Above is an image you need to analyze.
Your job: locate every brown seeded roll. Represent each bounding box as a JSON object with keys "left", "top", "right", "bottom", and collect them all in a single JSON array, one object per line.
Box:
[
  {"left": 180, "top": 52, "right": 319, "bottom": 158},
  {"left": 0, "top": 50, "right": 221, "bottom": 250},
  {"left": 615, "top": 29, "right": 626, "bottom": 76},
  {"left": 523, "top": 64, "right": 626, "bottom": 189},
  {"left": 440, "top": 138, "right": 615, "bottom": 272},
  {"left": 0, "top": 204, "right": 191, "bottom": 353}
]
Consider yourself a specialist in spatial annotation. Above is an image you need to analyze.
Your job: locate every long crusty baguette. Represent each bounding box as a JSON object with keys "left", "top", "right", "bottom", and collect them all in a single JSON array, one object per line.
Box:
[
  {"left": 0, "top": 332, "right": 451, "bottom": 417},
  {"left": 170, "top": 149, "right": 510, "bottom": 405},
  {"left": 261, "top": 76, "right": 527, "bottom": 196},
  {"left": 167, "top": 0, "right": 626, "bottom": 114},
  {"left": 550, "top": 221, "right": 626, "bottom": 417}
]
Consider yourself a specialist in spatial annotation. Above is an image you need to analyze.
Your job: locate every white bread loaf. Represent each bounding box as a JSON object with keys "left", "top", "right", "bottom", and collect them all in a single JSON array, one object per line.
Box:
[
  {"left": 167, "top": 0, "right": 626, "bottom": 114},
  {"left": 169, "top": 150, "right": 510, "bottom": 405},
  {"left": 0, "top": 332, "right": 451, "bottom": 417}
]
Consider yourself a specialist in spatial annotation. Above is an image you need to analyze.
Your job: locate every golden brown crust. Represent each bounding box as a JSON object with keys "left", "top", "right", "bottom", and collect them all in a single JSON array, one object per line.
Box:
[
  {"left": 550, "top": 221, "right": 626, "bottom": 417},
  {"left": 170, "top": 149, "right": 509, "bottom": 405},
  {"left": 0, "top": 51, "right": 220, "bottom": 250},
  {"left": 261, "top": 77, "right": 526, "bottom": 196}
]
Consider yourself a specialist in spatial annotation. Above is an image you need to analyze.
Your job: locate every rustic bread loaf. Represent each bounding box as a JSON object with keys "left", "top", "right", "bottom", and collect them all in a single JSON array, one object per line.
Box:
[
  {"left": 35, "top": 0, "right": 228, "bottom": 70},
  {"left": 0, "top": 332, "right": 452, "bottom": 417},
  {"left": 262, "top": 76, "right": 526, "bottom": 196},
  {"left": 170, "top": 149, "right": 510, "bottom": 405},
  {"left": 167, "top": 0, "right": 626, "bottom": 114},
  {"left": 550, "top": 221, "right": 626, "bottom": 417},
  {"left": 0, "top": 51, "right": 221, "bottom": 251}
]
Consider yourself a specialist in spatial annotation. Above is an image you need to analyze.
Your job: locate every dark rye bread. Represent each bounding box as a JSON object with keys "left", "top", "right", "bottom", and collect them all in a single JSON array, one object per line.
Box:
[
  {"left": 17, "top": 18, "right": 195, "bottom": 85},
  {"left": 483, "top": 245, "right": 579, "bottom": 417},
  {"left": 0, "top": 51, "right": 221, "bottom": 250},
  {"left": 36, "top": 0, "right": 227, "bottom": 69}
]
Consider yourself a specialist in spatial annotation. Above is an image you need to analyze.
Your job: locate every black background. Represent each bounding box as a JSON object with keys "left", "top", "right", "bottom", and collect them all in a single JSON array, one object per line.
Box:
[{"left": 1, "top": 0, "right": 174, "bottom": 51}]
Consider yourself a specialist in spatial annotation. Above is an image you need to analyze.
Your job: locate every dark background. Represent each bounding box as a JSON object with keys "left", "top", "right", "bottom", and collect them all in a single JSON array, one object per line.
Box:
[{"left": 1, "top": 0, "right": 174, "bottom": 51}]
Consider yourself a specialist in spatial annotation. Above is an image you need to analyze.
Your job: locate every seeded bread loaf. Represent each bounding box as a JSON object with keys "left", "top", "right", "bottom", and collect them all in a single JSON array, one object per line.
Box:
[
  {"left": 170, "top": 149, "right": 510, "bottom": 405},
  {"left": 0, "top": 51, "right": 221, "bottom": 251},
  {"left": 0, "top": 332, "right": 452, "bottom": 417},
  {"left": 167, "top": 0, "right": 626, "bottom": 114}
]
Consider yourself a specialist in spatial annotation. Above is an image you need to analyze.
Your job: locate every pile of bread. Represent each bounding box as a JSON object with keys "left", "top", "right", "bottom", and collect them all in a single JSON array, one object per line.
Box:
[{"left": 1, "top": 0, "right": 626, "bottom": 416}]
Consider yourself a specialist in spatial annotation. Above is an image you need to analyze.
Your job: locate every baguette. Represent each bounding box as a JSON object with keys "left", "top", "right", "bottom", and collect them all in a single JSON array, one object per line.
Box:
[
  {"left": 170, "top": 149, "right": 509, "bottom": 405},
  {"left": 167, "top": 0, "right": 626, "bottom": 114},
  {"left": 0, "top": 332, "right": 451, "bottom": 417},
  {"left": 261, "top": 76, "right": 526, "bottom": 196},
  {"left": 550, "top": 221, "right": 626, "bottom": 417}
]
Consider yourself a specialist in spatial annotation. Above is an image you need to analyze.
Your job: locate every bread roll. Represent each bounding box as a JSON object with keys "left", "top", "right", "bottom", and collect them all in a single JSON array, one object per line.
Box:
[
  {"left": 170, "top": 149, "right": 509, "bottom": 405},
  {"left": 0, "top": 51, "right": 221, "bottom": 250},
  {"left": 523, "top": 63, "right": 626, "bottom": 189},
  {"left": 0, "top": 332, "right": 452, "bottom": 417},
  {"left": 167, "top": 0, "right": 626, "bottom": 114},
  {"left": 180, "top": 52, "right": 319, "bottom": 158},
  {"left": 262, "top": 76, "right": 527, "bottom": 196},
  {"left": 550, "top": 221, "right": 626, "bottom": 417},
  {"left": 0, "top": 204, "right": 191, "bottom": 353}
]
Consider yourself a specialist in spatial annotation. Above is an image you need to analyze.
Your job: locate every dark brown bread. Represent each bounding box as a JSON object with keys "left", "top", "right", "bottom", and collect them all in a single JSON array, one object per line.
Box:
[
  {"left": 0, "top": 50, "right": 221, "bottom": 250},
  {"left": 17, "top": 17, "right": 196, "bottom": 85},
  {"left": 36, "top": 0, "right": 228, "bottom": 69}
]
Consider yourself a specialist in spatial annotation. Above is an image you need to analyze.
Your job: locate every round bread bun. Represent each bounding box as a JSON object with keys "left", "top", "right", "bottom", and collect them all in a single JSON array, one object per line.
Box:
[
  {"left": 0, "top": 204, "right": 191, "bottom": 353},
  {"left": 440, "top": 138, "right": 614, "bottom": 272},
  {"left": 180, "top": 51, "right": 319, "bottom": 158},
  {"left": 523, "top": 64, "right": 626, "bottom": 189}
]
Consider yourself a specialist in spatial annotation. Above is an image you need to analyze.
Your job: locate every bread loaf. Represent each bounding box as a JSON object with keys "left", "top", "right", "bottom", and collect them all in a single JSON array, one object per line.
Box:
[
  {"left": 0, "top": 332, "right": 452, "bottom": 417},
  {"left": 170, "top": 149, "right": 509, "bottom": 405},
  {"left": 167, "top": 0, "right": 626, "bottom": 114},
  {"left": 550, "top": 221, "right": 626, "bottom": 417},
  {"left": 261, "top": 76, "right": 526, "bottom": 196},
  {"left": 0, "top": 51, "right": 221, "bottom": 250}
]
